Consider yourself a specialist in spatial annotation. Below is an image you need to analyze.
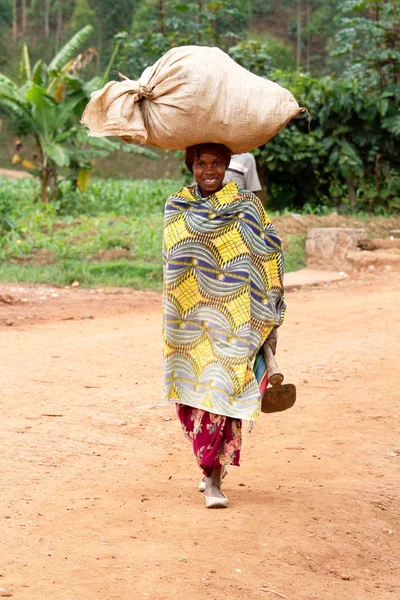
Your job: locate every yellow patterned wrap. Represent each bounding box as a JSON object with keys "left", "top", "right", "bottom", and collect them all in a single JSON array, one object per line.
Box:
[{"left": 163, "top": 182, "right": 285, "bottom": 421}]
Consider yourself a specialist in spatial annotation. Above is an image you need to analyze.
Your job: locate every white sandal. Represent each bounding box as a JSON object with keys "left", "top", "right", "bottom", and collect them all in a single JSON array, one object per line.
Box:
[
  {"left": 198, "top": 467, "right": 228, "bottom": 492},
  {"left": 204, "top": 492, "right": 228, "bottom": 509}
]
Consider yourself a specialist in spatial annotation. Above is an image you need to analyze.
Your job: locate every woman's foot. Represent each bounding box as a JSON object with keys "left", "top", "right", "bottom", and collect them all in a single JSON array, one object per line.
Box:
[
  {"left": 204, "top": 490, "right": 228, "bottom": 508},
  {"left": 199, "top": 466, "right": 227, "bottom": 492},
  {"left": 203, "top": 466, "right": 228, "bottom": 508}
]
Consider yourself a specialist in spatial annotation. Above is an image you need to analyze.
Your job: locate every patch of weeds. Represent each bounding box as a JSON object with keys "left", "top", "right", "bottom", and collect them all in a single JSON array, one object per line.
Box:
[
  {"left": 0, "top": 259, "right": 163, "bottom": 291},
  {"left": 1, "top": 176, "right": 398, "bottom": 289},
  {"left": 283, "top": 234, "right": 306, "bottom": 272}
]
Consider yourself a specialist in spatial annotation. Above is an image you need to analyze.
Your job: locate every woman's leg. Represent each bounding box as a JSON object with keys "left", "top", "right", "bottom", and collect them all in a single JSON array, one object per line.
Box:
[
  {"left": 204, "top": 465, "right": 225, "bottom": 500},
  {"left": 176, "top": 403, "right": 242, "bottom": 498}
]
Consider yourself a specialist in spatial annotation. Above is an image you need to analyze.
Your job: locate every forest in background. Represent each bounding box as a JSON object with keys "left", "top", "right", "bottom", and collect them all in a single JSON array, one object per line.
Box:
[
  {"left": 0, "top": 0, "right": 399, "bottom": 213},
  {"left": 0, "top": 0, "right": 350, "bottom": 77}
]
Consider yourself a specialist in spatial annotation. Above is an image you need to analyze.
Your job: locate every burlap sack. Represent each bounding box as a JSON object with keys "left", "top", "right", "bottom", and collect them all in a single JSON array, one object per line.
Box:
[{"left": 81, "top": 45, "right": 303, "bottom": 153}]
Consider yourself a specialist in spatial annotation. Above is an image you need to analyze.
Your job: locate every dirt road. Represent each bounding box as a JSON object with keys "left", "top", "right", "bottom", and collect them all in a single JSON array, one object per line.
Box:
[
  {"left": 0, "top": 168, "right": 31, "bottom": 179},
  {"left": 1, "top": 272, "right": 399, "bottom": 600}
]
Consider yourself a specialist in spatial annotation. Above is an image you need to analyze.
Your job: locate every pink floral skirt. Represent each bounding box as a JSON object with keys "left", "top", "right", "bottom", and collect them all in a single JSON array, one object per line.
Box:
[{"left": 176, "top": 403, "right": 242, "bottom": 476}]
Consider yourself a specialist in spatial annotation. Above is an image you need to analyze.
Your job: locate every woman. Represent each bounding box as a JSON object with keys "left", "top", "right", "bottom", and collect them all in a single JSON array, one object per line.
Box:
[{"left": 163, "top": 143, "right": 285, "bottom": 508}]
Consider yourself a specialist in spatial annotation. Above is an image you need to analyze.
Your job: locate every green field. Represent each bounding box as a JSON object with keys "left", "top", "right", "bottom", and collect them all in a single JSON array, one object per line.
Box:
[{"left": 0, "top": 177, "right": 307, "bottom": 290}]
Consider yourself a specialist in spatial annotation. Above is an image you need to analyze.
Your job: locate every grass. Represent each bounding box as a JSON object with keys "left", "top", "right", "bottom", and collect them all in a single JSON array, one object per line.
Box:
[
  {"left": 284, "top": 234, "right": 307, "bottom": 272},
  {"left": 0, "top": 176, "right": 307, "bottom": 290},
  {"left": 0, "top": 260, "right": 163, "bottom": 290}
]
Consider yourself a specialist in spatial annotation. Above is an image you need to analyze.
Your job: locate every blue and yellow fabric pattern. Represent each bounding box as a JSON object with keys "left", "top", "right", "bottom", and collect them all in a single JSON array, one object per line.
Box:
[{"left": 163, "top": 181, "right": 285, "bottom": 421}]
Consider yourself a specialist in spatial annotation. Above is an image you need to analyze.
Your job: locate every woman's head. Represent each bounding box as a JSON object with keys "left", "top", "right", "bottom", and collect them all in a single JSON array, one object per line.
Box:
[{"left": 185, "top": 143, "right": 232, "bottom": 197}]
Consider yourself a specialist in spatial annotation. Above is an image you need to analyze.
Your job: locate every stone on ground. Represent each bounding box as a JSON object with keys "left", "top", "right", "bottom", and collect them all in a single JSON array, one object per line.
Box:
[
  {"left": 284, "top": 269, "right": 348, "bottom": 289},
  {"left": 347, "top": 249, "right": 400, "bottom": 268},
  {"left": 359, "top": 238, "right": 400, "bottom": 251},
  {"left": 306, "top": 228, "right": 366, "bottom": 270}
]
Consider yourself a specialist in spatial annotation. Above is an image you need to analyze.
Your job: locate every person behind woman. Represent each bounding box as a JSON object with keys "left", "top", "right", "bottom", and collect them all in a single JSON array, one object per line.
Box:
[
  {"left": 163, "top": 143, "right": 285, "bottom": 508},
  {"left": 225, "top": 152, "right": 265, "bottom": 207}
]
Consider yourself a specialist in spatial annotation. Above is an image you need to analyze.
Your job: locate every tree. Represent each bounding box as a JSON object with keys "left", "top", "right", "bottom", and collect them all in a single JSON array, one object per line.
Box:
[
  {"left": 90, "top": 0, "right": 134, "bottom": 67},
  {"left": 130, "top": 0, "right": 251, "bottom": 42},
  {"left": 331, "top": 0, "right": 400, "bottom": 87},
  {"left": 0, "top": 0, "right": 12, "bottom": 64},
  {"left": 55, "top": 0, "right": 64, "bottom": 53},
  {"left": 229, "top": 40, "right": 273, "bottom": 76},
  {"left": 296, "top": 0, "right": 302, "bottom": 69},
  {"left": 255, "top": 66, "right": 400, "bottom": 212},
  {"left": 302, "top": 0, "right": 342, "bottom": 73},
  {"left": 118, "top": 0, "right": 252, "bottom": 78},
  {"left": 0, "top": 26, "right": 157, "bottom": 202},
  {"left": 12, "top": 0, "right": 17, "bottom": 42},
  {"left": 331, "top": 0, "right": 400, "bottom": 207},
  {"left": 69, "top": 0, "right": 96, "bottom": 36},
  {"left": 229, "top": 36, "right": 296, "bottom": 74},
  {"left": 230, "top": 1, "right": 399, "bottom": 212}
]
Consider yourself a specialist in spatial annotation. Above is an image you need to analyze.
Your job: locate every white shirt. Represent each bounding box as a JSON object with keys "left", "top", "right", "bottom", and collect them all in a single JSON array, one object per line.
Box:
[{"left": 226, "top": 153, "right": 262, "bottom": 192}]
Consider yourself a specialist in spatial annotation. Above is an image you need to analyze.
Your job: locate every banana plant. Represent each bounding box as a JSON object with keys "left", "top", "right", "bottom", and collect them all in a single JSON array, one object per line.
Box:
[{"left": 0, "top": 26, "right": 157, "bottom": 203}]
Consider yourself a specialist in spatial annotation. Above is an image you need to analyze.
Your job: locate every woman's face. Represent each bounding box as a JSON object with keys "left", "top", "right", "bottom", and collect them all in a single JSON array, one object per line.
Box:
[{"left": 192, "top": 152, "right": 227, "bottom": 197}]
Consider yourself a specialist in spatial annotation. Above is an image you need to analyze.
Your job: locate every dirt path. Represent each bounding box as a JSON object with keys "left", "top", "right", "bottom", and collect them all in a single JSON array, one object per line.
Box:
[
  {"left": 1, "top": 273, "right": 399, "bottom": 600},
  {"left": 0, "top": 168, "right": 31, "bottom": 179}
]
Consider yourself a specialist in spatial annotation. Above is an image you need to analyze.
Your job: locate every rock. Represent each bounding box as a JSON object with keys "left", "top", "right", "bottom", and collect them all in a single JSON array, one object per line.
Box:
[
  {"left": 359, "top": 238, "right": 400, "bottom": 251},
  {"left": 284, "top": 269, "right": 347, "bottom": 288},
  {"left": 386, "top": 448, "right": 400, "bottom": 457},
  {"left": 96, "top": 249, "right": 131, "bottom": 261},
  {"left": 306, "top": 228, "right": 366, "bottom": 270},
  {"left": 0, "top": 294, "right": 20, "bottom": 305},
  {"left": 347, "top": 249, "right": 400, "bottom": 269}
]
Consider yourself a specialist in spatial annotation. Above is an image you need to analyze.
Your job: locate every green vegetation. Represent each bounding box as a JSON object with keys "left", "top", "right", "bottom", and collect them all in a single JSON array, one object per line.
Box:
[
  {"left": 0, "top": 260, "right": 164, "bottom": 289},
  {"left": 0, "top": 176, "right": 174, "bottom": 290},
  {"left": 284, "top": 234, "right": 307, "bottom": 272},
  {"left": 0, "top": 0, "right": 398, "bottom": 291},
  {"left": 0, "top": 176, "right": 306, "bottom": 289},
  {"left": 0, "top": 26, "right": 157, "bottom": 202},
  {"left": 236, "top": 1, "right": 400, "bottom": 213},
  {"left": 1, "top": 0, "right": 398, "bottom": 214}
]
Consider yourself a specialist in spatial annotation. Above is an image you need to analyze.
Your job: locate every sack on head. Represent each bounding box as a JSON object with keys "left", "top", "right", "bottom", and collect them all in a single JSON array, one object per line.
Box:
[{"left": 81, "top": 45, "right": 303, "bottom": 154}]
